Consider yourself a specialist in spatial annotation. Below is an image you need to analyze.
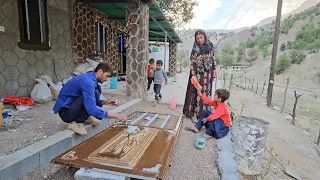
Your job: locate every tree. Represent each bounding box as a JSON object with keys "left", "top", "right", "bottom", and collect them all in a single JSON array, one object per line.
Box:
[
  {"left": 246, "top": 48, "right": 259, "bottom": 66},
  {"left": 258, "top": 35, "right": 272, "bottom": 49},
  {"left": 157, "top": 0, "right": 198, "bottom": 28},
  {"left": 251, "top": 31, "right": 256, "bottom": 36},
  {"left": 220, "top": 53, "right": 234, "bottom": 67},
  {"left": 306, "top": 39, "right": 320, "bottom": 53},
  {"left": 236, "top": 45, "right": 245, "bottom": 55},
  {"left": 262, "top": 47, "right": 269, "bottom": 58},
  {"left": 235, "top": 45, "right": 245, "bottom": 62},
  {"left": 276, "top": 54, "right": 291, "bottom": 74},
  {"left": 237, "top": 54, "right": 245, "bottom": 62},
  {"left": 246, "top": 39, "right": 256, "bottom": 48},
  {"left": 287, "top": 41, "right": 292, "bottom": 49},
  {"left": 280, "top": 43, "right": 286, "bottom": 51},
  {"left": 251, "top": 26, "right": 258, "bottom": 31},
  {"left": 215, "top": 53, "right": 221, "bottom": 65},
  {"left": 292, "top": 40, "right": 307, "bottom": 50},
  {"left": 222, "top": 45, "right": 235, "bottom": 55},
  {"left": 289, "top": 49, "right": 306, "bottom": 64}
]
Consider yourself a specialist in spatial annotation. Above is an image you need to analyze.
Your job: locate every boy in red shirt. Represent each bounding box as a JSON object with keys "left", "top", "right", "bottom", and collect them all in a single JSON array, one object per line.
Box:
[
  {"left": 185, "top": 88, "right": 231, "bottom": 139},
  {"left": 147, "top": 58, "right": 156, "bottom": 91}
]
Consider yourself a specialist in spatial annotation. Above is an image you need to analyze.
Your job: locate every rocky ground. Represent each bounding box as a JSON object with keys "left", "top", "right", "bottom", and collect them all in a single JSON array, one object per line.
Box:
[
  {"left": 19, "top": 101, "right": 220, "bottom": 180},
  {"left": 0, "top": 93, "right": 132, "bottom": 156},
  {"left": 227, "top": 87, "right": 320, "bottom": 180}
]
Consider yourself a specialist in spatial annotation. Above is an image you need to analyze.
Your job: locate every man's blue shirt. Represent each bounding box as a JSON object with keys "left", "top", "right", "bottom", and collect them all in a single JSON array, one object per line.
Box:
[{"left": 53, "top": 72, "right": 107, "bottom": 119}]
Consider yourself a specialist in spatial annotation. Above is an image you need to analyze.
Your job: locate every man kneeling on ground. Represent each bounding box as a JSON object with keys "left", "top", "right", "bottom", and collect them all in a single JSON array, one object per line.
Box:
[{"left": 53, "top": 63, "right": 127, "bottom": 135}]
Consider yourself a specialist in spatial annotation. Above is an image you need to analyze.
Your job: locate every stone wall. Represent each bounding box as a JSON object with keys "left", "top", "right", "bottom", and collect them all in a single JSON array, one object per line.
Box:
[
  {"left": 0, "top": 0, "right": 75, "bottom": 98},
  {"left": 169, "top": 41, "right": 177, "bottom": 77},
  {"left": 125, "top": 0, "right": 149, "bottom": 99},
  {"left": 73, "top": 2, "right": 121, "bottom": 72}
]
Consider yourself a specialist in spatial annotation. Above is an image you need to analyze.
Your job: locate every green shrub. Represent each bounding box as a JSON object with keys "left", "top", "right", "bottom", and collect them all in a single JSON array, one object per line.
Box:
[
  {"left": 276, "top": 54, "right": 291, "bottom": 74},
  {"left": 289, "top": 49, "right": 306, "bottom": 64},
  {"left": 222, "top": 45, "right": 235, "bottom": 55},
  {"left": 280, "top": 43, "right": 286, "bottom": 51},
  {"left": 220, "top": 53, "right": 234, "bottom": 67},
  {"left": 262, "top": 47, "right": 269, "bottom": 58}
]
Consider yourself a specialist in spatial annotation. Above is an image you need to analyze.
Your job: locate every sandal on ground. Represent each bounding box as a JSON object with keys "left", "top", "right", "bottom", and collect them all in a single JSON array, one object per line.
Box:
[
  {"left": 191, "top": 117, "right": 198, "bottom": 123},
  {"left": 201, "top": 133, "right": 213, "bottom": 140},
  {"left": 184, "top": 127, "right": 198, "bottom": 133}
]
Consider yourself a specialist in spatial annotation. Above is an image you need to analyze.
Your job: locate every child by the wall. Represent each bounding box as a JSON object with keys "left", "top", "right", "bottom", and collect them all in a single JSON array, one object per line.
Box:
[
  {"left": 153, "top": 60, "right": 168, "bottom": 101},
  {"left": 147, "top": 58, "right": 156, "bottom": 91}
]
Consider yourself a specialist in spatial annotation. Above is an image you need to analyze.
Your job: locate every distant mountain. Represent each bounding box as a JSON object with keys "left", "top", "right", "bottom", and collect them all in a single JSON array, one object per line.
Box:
[
  {"left": 216, "top": 29, "right": 254, "bottom": 51},
  {"left": 204, "top": 27, "right": 250, "bottom": 34},
  {"left": 256, "top": 0, "right": 319, "bottom": 27},
  {"left": 216, "top": 0, "right": 320, "bottom": 51}
]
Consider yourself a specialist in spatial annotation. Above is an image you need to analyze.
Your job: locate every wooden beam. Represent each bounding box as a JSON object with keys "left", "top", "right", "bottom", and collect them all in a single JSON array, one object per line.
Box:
[
  {"left": 150, "top": 16, "right": 176, "bottom": 44},
  {"left": 149, "top": 28, "right": 173, "bottom": 32},
  {"left": 131, "top": 112, "right": 148, "bottom": 125},
  {"left": 160, "top": 115, "right": 171, "bottom": 128},
  {"left": 78, "top": 0, "right": 153, "bottom": 3},
  {"left": 145, "top": 114, "right": 159, "bottom": 126},
  {"left": 78, "top": 0, "right": 129, "bottom": 3}
]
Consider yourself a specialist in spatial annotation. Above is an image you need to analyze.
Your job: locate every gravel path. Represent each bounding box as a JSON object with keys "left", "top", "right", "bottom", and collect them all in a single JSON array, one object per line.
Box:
[
  {"left": 166, "top": 118, "right": 220, "bottom": 180},
  {"left": 0, "top": 94, "right": 132, "bottom": 155},
  {"left": 18, "top": 101, "right": 220, "bottom": 180}
]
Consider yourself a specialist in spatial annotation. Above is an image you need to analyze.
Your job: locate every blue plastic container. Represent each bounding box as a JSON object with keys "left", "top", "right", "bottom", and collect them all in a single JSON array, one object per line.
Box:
[
  {"left": 195, "top": 135, "right": 206, "bottom": 149},
  {"left": 2, "top": 112, "right": 8, "bottom": 119},
  {"left": 110, "top": 77, "right": 118, "bottom": 89}
]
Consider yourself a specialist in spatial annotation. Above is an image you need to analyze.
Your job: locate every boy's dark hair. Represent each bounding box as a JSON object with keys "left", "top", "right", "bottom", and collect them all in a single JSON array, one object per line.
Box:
[
  {"left": 94, "top": 63, "right": 113, "bottom": 74},
  {"left": 215, "top": 89, "right": 230, "bottom": 102},
  {"left": 149, "top": 58, "right": 155, "bottom": 64},
  {"left": 156, "top": 60, "right": 163, "bottom": 65}
]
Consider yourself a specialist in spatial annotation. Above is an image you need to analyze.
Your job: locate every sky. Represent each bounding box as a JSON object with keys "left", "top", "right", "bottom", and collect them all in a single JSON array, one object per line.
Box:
[{"left": 183, "top": 0, "right": 312, "bottom": 30}]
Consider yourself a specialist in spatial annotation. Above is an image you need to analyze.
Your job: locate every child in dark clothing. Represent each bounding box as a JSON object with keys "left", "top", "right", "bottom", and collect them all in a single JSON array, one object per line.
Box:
[
  {"left": 185, "top": 88, "right": 231, "bottom": 139},
  {"left": 147, "top": 58, "right": 156, "bottom": 91},
  {"left": 153, "top": 60, "right": 168, "bottom": 101}
]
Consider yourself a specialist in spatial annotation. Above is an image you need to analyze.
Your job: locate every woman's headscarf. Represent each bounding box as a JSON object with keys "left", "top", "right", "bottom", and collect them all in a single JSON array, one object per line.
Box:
[
  {"left": 190, "top": 29, "right": 212, "bottom": 60},
  {"left": 189, "top": 29, "right": 214, "bottom": 72}
]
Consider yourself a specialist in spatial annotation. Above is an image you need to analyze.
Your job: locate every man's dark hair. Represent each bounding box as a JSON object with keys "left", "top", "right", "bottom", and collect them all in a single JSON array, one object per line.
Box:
[
  {"left": 156, "top": 60, "right": 163, "bottom": 65},
  {"left": 149, "top": 58, "right": 155, "bottom": 64},
  {"left": 215, "top": 89, "right": 230, "bottom": 102},
  {"left": 94, "top": 63, "right": 113, "bottom": 74}
]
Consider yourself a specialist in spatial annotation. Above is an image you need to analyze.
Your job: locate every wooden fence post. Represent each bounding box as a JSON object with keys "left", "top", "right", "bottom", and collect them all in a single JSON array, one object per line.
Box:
[
  {"left": 317, "top": 130, "right": 320, "bottom": 146},
  {"left": 229, "top": 74, "right": 233, "bottom": 92},
  {"left": 261, "top": 79, "right": 267, "bottom": 96},
  {"left": 292, "top": 91, "right": 303, "bottom": 125},
  {"left": 281, "top": 78, "right": 289, "bottom": 113}
]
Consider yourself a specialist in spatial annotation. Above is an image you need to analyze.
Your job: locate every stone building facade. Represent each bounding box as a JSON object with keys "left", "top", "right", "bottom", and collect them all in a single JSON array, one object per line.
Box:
[
  {"left": 169, "top": 41, "right": 177, "bottom": 77},
  {"left": 0, "top": 0, "right": 75, "bottom": 98},
  {"left": 73, "top": 2, "right": 121, "bottom": 72},
  {"left": 125, "top": 0, "right": 149, "bottom": 99},
  {"left": 0, "top": 0, "right": 178, "bottom": 99}
]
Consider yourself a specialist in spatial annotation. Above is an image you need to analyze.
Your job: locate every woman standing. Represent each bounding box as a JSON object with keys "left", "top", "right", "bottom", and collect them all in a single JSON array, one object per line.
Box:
[{"left": 183, "top": 29, "right": 216, "bottom": 122}]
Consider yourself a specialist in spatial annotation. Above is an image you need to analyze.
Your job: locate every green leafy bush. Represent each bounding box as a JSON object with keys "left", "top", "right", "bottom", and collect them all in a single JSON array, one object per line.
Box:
[
  {"left": 289, "top": 49, "right": 306, "bottom": 64},
  {"left": 276, "top": 54, "right": 291, "bottom": 74}
]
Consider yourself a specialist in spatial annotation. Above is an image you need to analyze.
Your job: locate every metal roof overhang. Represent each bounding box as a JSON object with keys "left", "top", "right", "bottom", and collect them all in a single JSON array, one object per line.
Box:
[{"left": 78, "top": 0, "right": 182, "bottom": 44}]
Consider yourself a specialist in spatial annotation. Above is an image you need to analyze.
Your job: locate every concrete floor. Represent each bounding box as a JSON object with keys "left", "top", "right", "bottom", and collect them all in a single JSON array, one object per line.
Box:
[{"left": 104, "top": 72, "right": 220, "bottom": 106}]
